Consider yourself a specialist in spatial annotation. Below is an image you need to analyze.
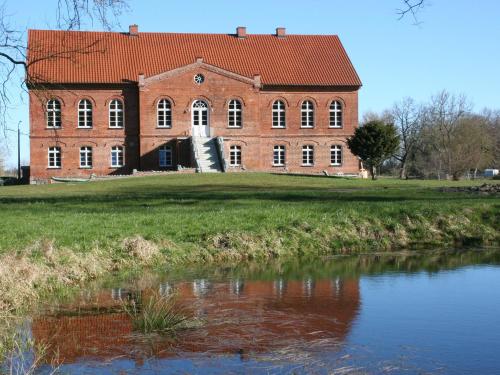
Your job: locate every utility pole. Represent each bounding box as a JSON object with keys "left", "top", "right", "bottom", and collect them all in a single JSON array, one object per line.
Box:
[{"left": 17, "top": 121, "right": 22, "bottom": 181}]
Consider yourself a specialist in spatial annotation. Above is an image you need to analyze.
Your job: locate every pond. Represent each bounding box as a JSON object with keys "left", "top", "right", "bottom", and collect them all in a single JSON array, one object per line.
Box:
[{"left": 16, "top": 249, "right": 500, "bottom": 374}]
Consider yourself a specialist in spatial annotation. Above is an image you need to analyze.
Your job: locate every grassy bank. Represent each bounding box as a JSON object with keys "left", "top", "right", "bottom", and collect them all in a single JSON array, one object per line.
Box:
[{"left": 0, "top": 173, "right": 498, "bottom": 312}]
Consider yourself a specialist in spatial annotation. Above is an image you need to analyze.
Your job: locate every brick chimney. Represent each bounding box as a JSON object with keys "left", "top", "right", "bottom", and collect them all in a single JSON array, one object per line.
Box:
[
  {"left": 236, "top": 26, "right": 247, "bottom": 38},
  {"left": 276, "top": 27, "right": 286, "bottom": 38},
  {"left": 129, "top": 24, "right": 139, "bottom": 36}
]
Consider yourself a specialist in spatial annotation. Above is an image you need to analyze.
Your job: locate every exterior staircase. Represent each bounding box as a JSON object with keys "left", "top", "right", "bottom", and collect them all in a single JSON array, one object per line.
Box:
[{"left": 192, "top": 137, "right": 224, "bottom": 173}]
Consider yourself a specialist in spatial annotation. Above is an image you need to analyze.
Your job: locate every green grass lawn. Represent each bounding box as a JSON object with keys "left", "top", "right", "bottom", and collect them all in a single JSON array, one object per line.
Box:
[{"left": 0, "top": 173, "right": 498, "bottom": 257}]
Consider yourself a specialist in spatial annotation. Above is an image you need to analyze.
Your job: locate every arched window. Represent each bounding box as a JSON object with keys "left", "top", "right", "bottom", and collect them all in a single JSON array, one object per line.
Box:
[
  {"left": 111, "top": 145, "right": 124, "bottom": 167},
  {"left": 272, "top": 100, "right": 286, "bottom": 128},
  {"left": 302, "top": 145, "right": 314, "bottom": 166},
  {"left": 46, "top": 99, "right": 61, "bottom": 128},
  {"left": 273, "top": 145, "right": 285, "bottom": 166},
  {"left": 109, "top": 99, "right": 124, "bottom": 128},
  {"left": 331, "top": 145, "right": 343, "bottom": 166},
  {"left": 48, "top": 146, "right": 61, "bottom": 168},
  {"left": 159, "top": 145, "right": 173, "bottom": 167},
  {"left": 80, "top": 146, "right": 93, "bottom": 168},
  {"left": 78, "top": 99, "right": 93, "bottom": 128},
  {"left": 157, "top": 99, "right": 172, "bottom": 128},
  {"left": 228, "top": 99, "right": 242, "bottom": 128},
  {"left": 301, "top": 100, "right": 314, "bottom": 128},
  {"left": 229, "top": 145, "right": 241, "bottom": 166},
  {"left": 329, "top": 101, "right": 343, "bottom": 128}
]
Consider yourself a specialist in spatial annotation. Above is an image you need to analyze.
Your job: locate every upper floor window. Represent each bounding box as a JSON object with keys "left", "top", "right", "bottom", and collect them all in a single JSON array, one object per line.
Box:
[
  {"left": 80, "top": 146, "right": 93, "bottom": 168},
  {"left": 329, "top": 101, "right": 343, "bottom": 128},
  {"left": 78, "top": 99, "right": 93, "bottom": 128},
  {"left": 46, "top": 99, "right": 61, "bottom": 128},
  {"left": 302, "top": 145, "right": 314, "bottom": 166},
  {"left": 273, "top": 145, "right": 285, "bottom": 166},
  {"left": 109, "top": 99, "right": 124, "bottom": 128},
  {"left": 159, "top": 145, "right": 173, "bottom": 167},
  {"left": 157, "top": 99, "right": 172, "bottom": 128},
  {"left": 111, "top": 145, "right": 124, "bottom": 167},
  {"left": 228, "top": 99, "right": 242, "bottom": 128},
  {"left": 301, "top": 100, "right": 314, "bottom": 128},
  {"left": 48, "top": 147, "right": 61, "bottom": 168},
  {"left": 229, "top": 145, "right": 241, "bottom": 166},
  {"left": 272, "top": 100, "right": 286, "bottom": 128}
]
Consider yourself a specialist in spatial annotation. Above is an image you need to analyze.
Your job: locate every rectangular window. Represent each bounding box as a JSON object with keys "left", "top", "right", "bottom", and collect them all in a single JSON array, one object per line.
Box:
[
  {"left": 273, "top": 145, "right": 285, "bottom": 166},
  {"left": 229, "top": 145, "right": 242, "bottom": 166},
  {"left": 302, "top": 145, "right": 314, "bottom": 166},
  {"left": 80, "top": 146, "right": 93, "bottom": 168},
  {"left": 159, "top": 145, "right": 173, "bottom": 167},
  {"left": 331, "top": 145, "right": 342, "bottom": 166},
  {"left": 48, "top": 147, "right": 61, "bottom": 168},
  {"left": 111, "top": 146, "right": 124, "bottom": 167}
]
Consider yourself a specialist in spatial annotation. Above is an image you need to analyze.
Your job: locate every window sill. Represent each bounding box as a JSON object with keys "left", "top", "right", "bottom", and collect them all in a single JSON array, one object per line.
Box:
[
  {"left": 77, "top": 127, "right": 93, "bottom": 130},
  {"left": 79, "top": 167, "right": 93, "bottom": 169},
  {"left": 300, "top": 127, "right": 314, "bottom": 129},
  {"left": 227, "top": 127, "right": 242, "bottom": 129},
  {"left": 110, "top": 166, "right": 123, "bottom": 168},
  {"left": 272, "top": 164, "right": 285, "bottom": 167},
  {"left": 330, "top": 164, "right": 342, "bottom": 167},
  {"left": 271, "top": 127, "right": 286, "bottom": 129},
  {"left": 47, "top": 167, "right": 61, "bottom": 169},
  {"left": 156, "top": 127, "right": 172, "bottom": 129},
  {"left": 329, "top": 126, "right": 343, "bottom": 129},
  {"left": 108, "top": 127, "right": 124, "bottom": 130},
  {"left": 301, "top": 164, "right": 314, "bottom": 167},
  {"left": 46, "top": 127, "right": 62, "bottom": 130}
]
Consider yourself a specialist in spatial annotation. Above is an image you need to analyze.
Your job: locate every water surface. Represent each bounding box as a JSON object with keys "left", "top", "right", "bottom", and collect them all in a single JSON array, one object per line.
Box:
[{"left": 23, "top": 249, "right": 500, "bottom": 374}]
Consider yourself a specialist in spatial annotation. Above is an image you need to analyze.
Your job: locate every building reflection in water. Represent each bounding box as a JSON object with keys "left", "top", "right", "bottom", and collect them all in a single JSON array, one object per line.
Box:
[{"left": 32, "top": 275, "right": 361, "bottom": 365}]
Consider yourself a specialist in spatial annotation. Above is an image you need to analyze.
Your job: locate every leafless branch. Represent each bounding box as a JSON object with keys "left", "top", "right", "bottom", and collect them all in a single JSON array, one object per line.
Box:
[{"left": 397, "top": 0, "right": 425, "bottom": 24}]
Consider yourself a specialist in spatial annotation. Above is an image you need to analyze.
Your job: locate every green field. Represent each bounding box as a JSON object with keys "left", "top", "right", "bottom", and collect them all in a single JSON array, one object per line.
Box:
[{"left": 0, "top": 173, "right": 498, "bottom": 257}]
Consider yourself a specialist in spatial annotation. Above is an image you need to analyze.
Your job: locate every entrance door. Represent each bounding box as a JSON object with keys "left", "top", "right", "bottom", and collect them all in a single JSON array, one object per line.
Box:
[{"left": 192, "top": 100, "right": 209, "bottom": 137}]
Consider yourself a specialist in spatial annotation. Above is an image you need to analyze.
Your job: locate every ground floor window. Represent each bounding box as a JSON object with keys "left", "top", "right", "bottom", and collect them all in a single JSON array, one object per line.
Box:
[
  {"left": 273, "top": 145, "right": 285, "bottom": 166},
  {"left": 48, "top": 147, "right": 61, "bottom": 168},
  {"left": 159, "top": 145, "right": 173, "bottom": 167},
  {"left": 229, "top": 145, "right": 241, "bottom": 166},
  {"left": 80, "top": 146, "right": 93, "bottom": 168},
  {"left": 331, "top": 145, "right": 342, "bottom": 166},
  {"left": 111, "top": 146, "right": 124, "bottom": 167},
  {"left": 302, "top": 145, "right": 314, "bottom": 166}
]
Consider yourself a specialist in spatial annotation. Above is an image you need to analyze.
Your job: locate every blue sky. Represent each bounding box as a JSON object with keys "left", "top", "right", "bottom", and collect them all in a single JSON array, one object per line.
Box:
[{"left": 2, "top": 0, "right": 500, "bottom": 167}]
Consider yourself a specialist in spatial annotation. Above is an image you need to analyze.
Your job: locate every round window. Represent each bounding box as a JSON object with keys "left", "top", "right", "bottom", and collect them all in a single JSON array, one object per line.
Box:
[{"left": 194, "top": 74, "right": 205, "bottom": 84}]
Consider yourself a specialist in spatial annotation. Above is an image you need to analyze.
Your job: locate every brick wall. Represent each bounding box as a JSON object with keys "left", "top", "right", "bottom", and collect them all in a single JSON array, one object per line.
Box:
[{"left": 29, "top": 66, "right": 360, "bottom": 181}]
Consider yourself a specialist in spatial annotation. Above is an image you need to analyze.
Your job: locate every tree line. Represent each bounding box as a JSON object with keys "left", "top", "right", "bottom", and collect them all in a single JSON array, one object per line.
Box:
[{"left": 348, "top": 90, "right": 500, "bottom": 180}]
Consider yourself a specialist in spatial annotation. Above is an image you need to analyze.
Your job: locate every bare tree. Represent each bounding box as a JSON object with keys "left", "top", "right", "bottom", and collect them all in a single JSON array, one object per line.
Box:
[
  {"left": 391, "top": 97, "right": 422, "bottom": 179},
  {"left": 397, "top": 0, "right": 425, "bottom": 23},
  {"left": 0, "top": 0, "right": 128, "bottom": 132}
]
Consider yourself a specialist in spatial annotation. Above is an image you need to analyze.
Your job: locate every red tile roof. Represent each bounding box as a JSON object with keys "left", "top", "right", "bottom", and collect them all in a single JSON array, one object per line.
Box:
[{"left": 27, "top": 29, "right": 362, "bottom": 87}]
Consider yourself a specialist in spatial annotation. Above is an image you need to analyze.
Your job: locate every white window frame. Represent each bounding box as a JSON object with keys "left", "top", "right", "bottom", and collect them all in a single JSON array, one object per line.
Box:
[
  {"left": 46, "top": 99, "right": 61, "bottom": 128},
  {"left": 331, "top": 145, "right": 343, "bottom": 166},
  {"left": 157, "top": 99, "right": 172, "bottom": 128},
  {"left": 79, "top": 146, "right": 93, "bottom": 168},
  {"left": 111, "top": 145, "right": 124, "bottom": 167},
  {"left": 159, "top": 145, "right": 173, "bottom": 167},
  {"left": 301, "top": 100, "right": 314, "bottom": 128},
  {"left": 47, "top": 147, "right": 61, "bottom": 168},
  {"left": 272, "top": 100, "right": 286, "bottom": 128},
  {"left": 109, "top": 99, "right": 124, "bottom": 128},
  {"left": 329, "top": 101, "right": 343, "bottom": 128},
  {"left": 78, "top": 99, "right": 93, "bottom": 128},
  {"left": 229, "top": 145, "right": 242, "bottom": 167},
  {"left": 302, "top": 145, "right": 314, "bottom": 166},
  {"left": 273, "top": 145, "right": 285, "bottom": 166},
  {"left": 228, "top": 99, "right": 243, "bottom": 128}
]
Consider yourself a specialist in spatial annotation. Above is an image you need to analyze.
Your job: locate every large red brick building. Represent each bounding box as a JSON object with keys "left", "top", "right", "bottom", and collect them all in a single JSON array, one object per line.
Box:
[{"left": 27, "top": 26, "right": 362, "bottom": 182}]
